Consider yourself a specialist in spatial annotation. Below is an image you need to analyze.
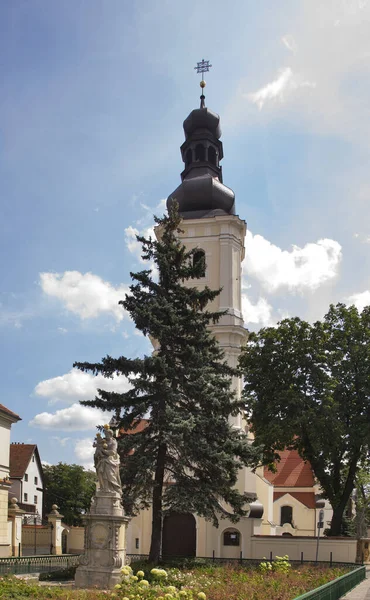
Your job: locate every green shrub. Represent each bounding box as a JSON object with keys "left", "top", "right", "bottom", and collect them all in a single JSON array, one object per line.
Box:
[{"left": 39, "top": 565, "right": 77, "bottom": 581}]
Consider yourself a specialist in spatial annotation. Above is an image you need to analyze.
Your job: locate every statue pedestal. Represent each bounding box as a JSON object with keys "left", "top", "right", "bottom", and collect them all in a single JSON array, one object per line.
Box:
[{"left": 75, "top": 491, "right": 130, "bottom": 589}]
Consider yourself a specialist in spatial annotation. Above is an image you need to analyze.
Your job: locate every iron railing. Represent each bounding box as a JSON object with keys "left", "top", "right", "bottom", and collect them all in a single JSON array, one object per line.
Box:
[
  {"left": 127, "top": 553, "right": 361, "bottom": 568},
  {"left": 0, "top": 554, "right": 80, "bottom": 575},
  {"left": 292, "top": 565, "right": 366, "bottom": 600}
]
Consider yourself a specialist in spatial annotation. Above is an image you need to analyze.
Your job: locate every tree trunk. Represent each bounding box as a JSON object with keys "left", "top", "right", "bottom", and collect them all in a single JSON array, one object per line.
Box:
[
  {"left": 149, "top": 442, "right": 166, "bottom": 563},
  {"left": 328, "top": 452, "right": 360, "bottom": 536}
]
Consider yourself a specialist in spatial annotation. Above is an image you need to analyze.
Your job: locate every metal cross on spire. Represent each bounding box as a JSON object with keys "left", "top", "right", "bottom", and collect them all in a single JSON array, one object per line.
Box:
[
  {"left": 194, "top": 59, "right": 212, "bottom": 108},
  {"left": 194, "top": 58, "right": 212, "bottom": 76}
]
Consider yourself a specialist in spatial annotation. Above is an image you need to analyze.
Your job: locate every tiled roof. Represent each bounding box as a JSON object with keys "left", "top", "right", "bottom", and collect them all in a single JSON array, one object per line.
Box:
[
  {"left": 264, "top": 448, "right": 315, "bottom": 488},
  {"left": 0, "top": 403, "right": 21, "bottom": 421},
  {"left": 274, "top": 491, "right": 317, "bottom": 509},
  {"left": 9, "top": 444, "right": 37, "bottom": 478},
  {"left": 120, "top": 419, "right": 149, "bottom": 434}
]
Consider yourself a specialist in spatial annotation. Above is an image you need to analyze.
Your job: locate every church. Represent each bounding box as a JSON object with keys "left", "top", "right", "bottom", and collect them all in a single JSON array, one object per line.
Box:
[{"left": 125, "top": 77, "right": 326, "bottom": 559}]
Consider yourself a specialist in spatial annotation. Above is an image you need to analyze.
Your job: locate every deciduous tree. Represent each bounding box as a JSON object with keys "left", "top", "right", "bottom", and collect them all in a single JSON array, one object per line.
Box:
[
  {"left": 239, "top": 303, "right": 370, "bottom": 536},
  {"left": 43, "top": 463, "right": 96, "bottom": 526}
]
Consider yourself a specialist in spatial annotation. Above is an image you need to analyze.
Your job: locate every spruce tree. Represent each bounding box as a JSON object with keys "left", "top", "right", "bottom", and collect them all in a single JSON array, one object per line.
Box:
[{"left": 74, "top": 204, "right": 258, "bottom": 563}]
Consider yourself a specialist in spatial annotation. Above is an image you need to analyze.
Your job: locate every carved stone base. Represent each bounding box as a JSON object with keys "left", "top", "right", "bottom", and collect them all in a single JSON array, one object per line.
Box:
[{"left": 75, "top": 491, "right": 130, "bottom": 590}]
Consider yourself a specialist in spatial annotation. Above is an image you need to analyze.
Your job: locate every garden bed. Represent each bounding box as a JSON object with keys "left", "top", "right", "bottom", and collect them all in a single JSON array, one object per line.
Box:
[{"left": 0, "top": 560, "right": 353, "bottom": 600}]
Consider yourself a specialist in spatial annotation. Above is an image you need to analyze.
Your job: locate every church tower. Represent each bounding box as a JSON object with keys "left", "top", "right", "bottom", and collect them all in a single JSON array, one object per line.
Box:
[{"left": 166, "top": 82, "right": 247, "bottom": 430}]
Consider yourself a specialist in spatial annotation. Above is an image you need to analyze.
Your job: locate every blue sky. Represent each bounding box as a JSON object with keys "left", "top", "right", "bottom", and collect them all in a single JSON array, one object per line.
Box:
[{"left": 1, "top": 0, "right": 370, "bottom": 468}]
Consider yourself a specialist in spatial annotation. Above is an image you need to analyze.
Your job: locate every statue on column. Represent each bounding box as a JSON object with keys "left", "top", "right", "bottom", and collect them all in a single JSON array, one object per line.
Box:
[{"left": 93, "top": 425, "right": 122, "bottom": 495}]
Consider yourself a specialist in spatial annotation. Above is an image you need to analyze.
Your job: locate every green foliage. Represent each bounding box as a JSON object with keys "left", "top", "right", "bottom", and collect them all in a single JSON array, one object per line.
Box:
[
  {"left": 39, "top": 566, "right": 77, "bottom": 581},
  {"left": 352, "top": 463, "right": 370, "bottom": 537},
  {"left": 259, "top": 555, "right": 292, "bottom": 574},
  {"left": 43, "top": 463, "right": 96, "bottom": 526},
  {"left": 74, "top": 204, "right": 259, "bottom": 561},
  {"left": 0, "top": 565, "right": 351, "bottom": 600},
  {"left": 239, "top": 303, "right": 370, "bottom": 536}
]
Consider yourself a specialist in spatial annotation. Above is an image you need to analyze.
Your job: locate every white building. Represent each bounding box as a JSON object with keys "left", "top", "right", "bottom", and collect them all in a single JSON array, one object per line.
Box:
[
  {"left": 0, "top": 403, "right": 21, "bottom": 557},
  {"left": 9, "top": 444, "right": 44, "bottom": 523}
]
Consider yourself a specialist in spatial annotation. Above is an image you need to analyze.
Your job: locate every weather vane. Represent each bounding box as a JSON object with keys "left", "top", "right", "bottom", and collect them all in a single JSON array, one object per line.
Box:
[{"left": 194, "top": 59, "right": 212, "bottom": 108}]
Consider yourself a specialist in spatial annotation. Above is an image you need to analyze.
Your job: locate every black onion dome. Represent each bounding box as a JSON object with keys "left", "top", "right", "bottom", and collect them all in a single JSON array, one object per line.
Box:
[
  {"left": 183, "top": 107, "right": 221, "bottom": 140},
  {"left": 167, "top": 174, "right": 235, "bottom": 219},
  {"left": 167, "top": 98, "right": 234, "bottom": 219}
]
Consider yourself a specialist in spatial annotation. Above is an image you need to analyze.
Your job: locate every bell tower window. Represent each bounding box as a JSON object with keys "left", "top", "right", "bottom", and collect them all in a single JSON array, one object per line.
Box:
[
  {"left": 208, "top": 146, "right": 217, "bottom": 166},
  {"left": 192, "top": 249, "right": 206, "bottom": 278},
  {"left": 195, "top": 144, "right": 205, "bottom": 162},
  {"left": 185, "top": 148, "right": 192, "bottom": 167}
]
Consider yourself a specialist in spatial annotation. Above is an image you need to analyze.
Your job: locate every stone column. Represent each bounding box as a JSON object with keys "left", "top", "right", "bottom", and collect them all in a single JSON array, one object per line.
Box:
[
  {"left": 47, "top": 505, "right": 64, "bottom": 555},
  {"left": 75, "top": 490, "right": 130, "bottom": 589},
  {"left": 8, "top": 498, "right": 25, "bottom": 557}
]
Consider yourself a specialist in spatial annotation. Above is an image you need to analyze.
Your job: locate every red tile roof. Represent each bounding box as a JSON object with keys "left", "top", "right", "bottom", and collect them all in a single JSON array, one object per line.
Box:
[
  {"left": 119, "top": 419, "right": 149, "bottom": 435},
  {"left": 274, "top": 491, "right": 317, "bottom": 509},
  {"left": 264, "top": 449, "right": 315, "bottom": 488},
  {"left": 0, "top": 404, "right": 21, "bottom": 421},
  {"left": 9, "top": 444, "right": 37, "bottom": 478}
]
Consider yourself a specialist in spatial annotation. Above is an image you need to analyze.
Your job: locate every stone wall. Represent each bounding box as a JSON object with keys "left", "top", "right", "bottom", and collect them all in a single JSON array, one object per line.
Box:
[{"left": 251, "top": 535, "right": 357, "bottom": 563}]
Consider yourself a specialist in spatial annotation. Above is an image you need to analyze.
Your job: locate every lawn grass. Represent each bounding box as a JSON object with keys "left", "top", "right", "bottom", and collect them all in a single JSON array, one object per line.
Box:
[{"left": 0, "top": 563, "right": 351, "bottom": 600}]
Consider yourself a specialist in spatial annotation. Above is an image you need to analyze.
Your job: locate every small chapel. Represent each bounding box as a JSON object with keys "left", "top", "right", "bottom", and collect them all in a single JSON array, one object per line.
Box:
[{"left": 125, "top": 76, "right": 326, "bottom": 558}]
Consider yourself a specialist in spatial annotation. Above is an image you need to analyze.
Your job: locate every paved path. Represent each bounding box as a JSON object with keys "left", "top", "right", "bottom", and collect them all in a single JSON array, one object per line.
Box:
[{"left": 341, "top": 568, "right": 370, "bottom": 599}]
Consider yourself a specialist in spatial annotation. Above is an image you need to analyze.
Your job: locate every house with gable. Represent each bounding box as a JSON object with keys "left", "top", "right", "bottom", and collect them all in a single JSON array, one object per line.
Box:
[
  {"left": 0, "top": 403, "right": 21, "bottom": 557},
  {"left": 263, "top": 448, "right": 332, "bottom": 537},
  {"left": 9, "top": 444, "right": 44, "bottom": 523}
]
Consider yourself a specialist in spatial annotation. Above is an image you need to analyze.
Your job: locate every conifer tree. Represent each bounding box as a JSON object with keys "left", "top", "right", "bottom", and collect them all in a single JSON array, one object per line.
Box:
[{"left": 74, "top": 204, "right": 258, "bottom": 563}]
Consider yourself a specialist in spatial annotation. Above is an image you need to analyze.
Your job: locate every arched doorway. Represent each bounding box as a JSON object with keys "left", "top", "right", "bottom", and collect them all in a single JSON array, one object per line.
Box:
[
  {"left": 61, "top": 529, "right": 67, "bottom": 554},
  {"left": 162, "top": 513, "right": 196, "bottom": 558}
]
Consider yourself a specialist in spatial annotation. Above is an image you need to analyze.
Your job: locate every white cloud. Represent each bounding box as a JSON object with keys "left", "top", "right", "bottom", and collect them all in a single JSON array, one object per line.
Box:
[
  {"left": 29, "top": 403, "right": 108, "bottom": 431},
  {"left": 57, "top": 327, "right": 68, "bottom": 334},
  {"left": 74, "top": 438, "right": 95, "bottom": 469},
  {"left": 34, "top": 368, "right": 131, "bottom": 405},
  {"left": 243, "top": 231, "right": 342, "bottom": 293},
  {"left": 281, "top": 35, "right": 297, "bottom": 53},
  {"left": 40, "top": 271, "right": 129, "bottom": 321},
  {"left": 248, "top": 67, "right": 316, "bottom": 110},
  {"left": 347, "top": 290, "right": 370, "bottom": 311},
  {"left": 124, "top": 226, "right": 154, "bottom": 262},
  {"left": 51, "top": 436, "right": 70, "bottom": 447},
  {"left": 242, "top": 294, "right": 274, "bottom": 326}
]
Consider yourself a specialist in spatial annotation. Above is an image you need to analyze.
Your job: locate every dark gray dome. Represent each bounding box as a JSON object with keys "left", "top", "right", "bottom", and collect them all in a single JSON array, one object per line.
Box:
[
  {"left": 167, "top": 173, "right": 235, "bottom": 217},
  {"left": 183, "top": 108, "right": 221, "bottom": 140}
]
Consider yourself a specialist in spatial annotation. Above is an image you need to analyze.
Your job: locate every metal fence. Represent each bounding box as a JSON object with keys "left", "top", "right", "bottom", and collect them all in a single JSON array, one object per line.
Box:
[
  {"left": 0, "top": 554, "right": 80, "bottom": 575},
  {"left": 292, "top": 565, "right": 366, "bottom": 600},
  {"left": 127, "top": 553, "right": 361, "bottom": 568}
]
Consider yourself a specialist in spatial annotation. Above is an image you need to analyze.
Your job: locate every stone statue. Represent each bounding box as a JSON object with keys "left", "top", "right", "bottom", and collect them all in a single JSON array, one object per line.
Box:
[{"left": 93, "top": 426, "right": 122, "bottom": 495}]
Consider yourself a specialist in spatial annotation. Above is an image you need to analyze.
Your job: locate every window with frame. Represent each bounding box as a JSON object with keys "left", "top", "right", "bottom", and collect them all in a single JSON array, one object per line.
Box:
[
  {"left": 34, "top": 476, "right": 38, "bottom": 485},
  {"left": 24, "top": 473, "right": 28, "bottom": 482},
  {"left": 280, "top": 505, "right": 293, "bottom": 526},
  {"left": 34, "top": 495, "right": 37, "bottom": 504},
  {"left": 24, "top": 493, "right": 28, "bottom": 502},
  {"left": 32, "top": 455, "right": 35, "bottom": 462},
  {"left": 192, "top": 250, "right": 206, "bottom": 278},
  {"left": 223, "top": 530, "right": 240, "bottom": 546}
]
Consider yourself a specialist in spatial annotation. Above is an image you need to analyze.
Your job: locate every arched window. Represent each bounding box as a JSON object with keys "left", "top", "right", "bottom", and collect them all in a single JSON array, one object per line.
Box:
[
  {"left": 223, "top": 528, "right": 240, "bottom": 546},
  {"left": 208, "top": 146, "right": 217, "bottom": 165},
  {"left": 195, "top": 144, "right": 205, "bottom": 161},
  {"left": 185, "top": 148, "right": 192, "bottom": 166},
  {"left": 192, "top": 249, "right": 206, "bottom": 278},
  {"left": 280, "top": 505, "right": 293, "bottom": 526}
]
